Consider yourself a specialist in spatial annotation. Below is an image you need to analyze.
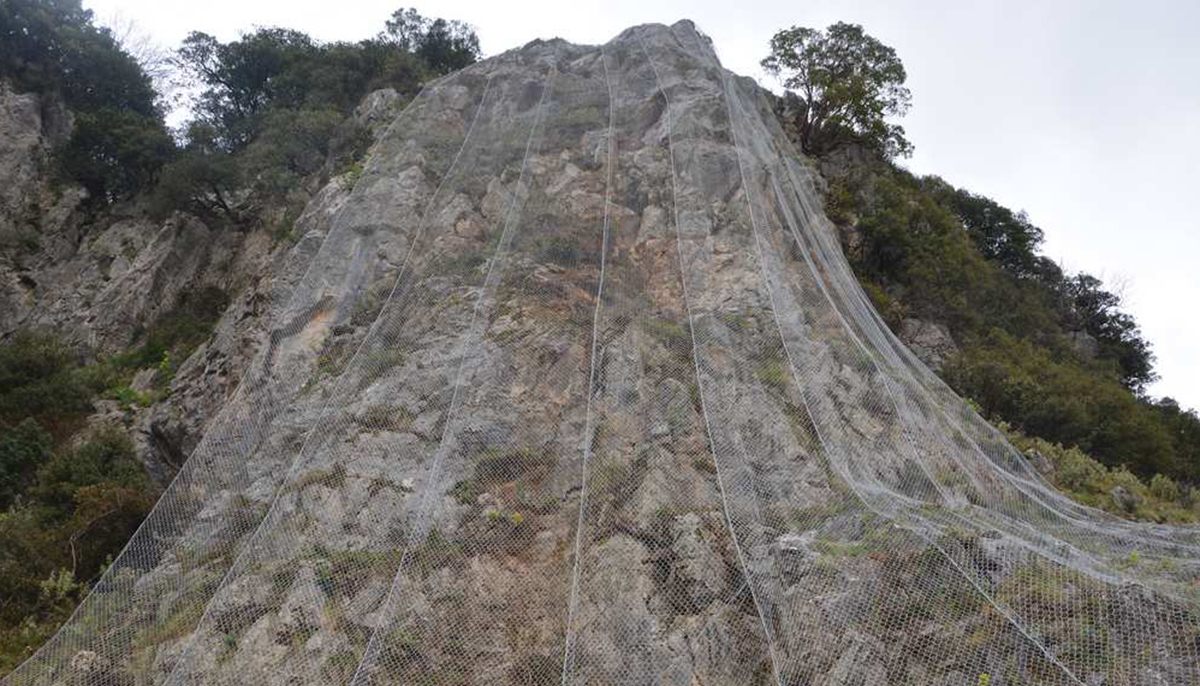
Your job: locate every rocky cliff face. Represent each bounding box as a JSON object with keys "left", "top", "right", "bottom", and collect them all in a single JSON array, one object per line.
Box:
[
  {"left": 0, "top": 81, "right": 388, "bottom": 485},
  {"left": 3, "top": 21, "right": 1199, "bottom": 686}
]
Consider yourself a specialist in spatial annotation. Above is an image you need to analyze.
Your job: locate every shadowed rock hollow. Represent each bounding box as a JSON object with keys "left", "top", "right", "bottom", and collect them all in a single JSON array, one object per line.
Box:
[{"left": 4, "top": 20, "right": 1199, "bottom": 686}]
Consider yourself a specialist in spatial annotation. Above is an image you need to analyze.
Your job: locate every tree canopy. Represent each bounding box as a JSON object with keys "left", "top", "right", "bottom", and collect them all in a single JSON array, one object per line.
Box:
[
  {"left": 822, "top": 152, "right": 1183, "bottom": 480},
  {"left": 762, "top": 22, "right": 912, "bottom": 158},
  {"left": 0, "top": 0, "right": 172, "bottom": 202},
  {"left": 382, "top": 8, "right": 481, "bottom": 73},
  {"left": 1059, "top": 273, "right": 1157, "bottom": 393},
  {"left": 172, "top": 9, "right": 480, "bottom": 154},
  {"left": 929, "top": 182, "right": 1047, "bottom": 280},
  {"left": 156, "top": 8, "right": 479, "bottom": 222}
]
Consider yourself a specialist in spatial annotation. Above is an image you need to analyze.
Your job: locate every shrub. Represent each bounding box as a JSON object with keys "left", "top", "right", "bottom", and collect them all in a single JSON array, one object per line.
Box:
[
  {"left": 1004, "top": 426, "right": 1197, "bottom": 523},
  {"left": 240, "top": 107, "right": 369, "bottom": 197},
  {"left": 33, "top": 427, "right": 146, "bottom": 512},
  {"left": 945, "top": 330, "right": 1181, "bottom": 480},
  {"left": 0, "top": 420, "right": 53, "bottom": 509},
  {"left": 1148, "top": 474, "right": 1180, "bottom": 502},
  {"left": 113, "top": 286, "right": 229, "bottom": 385},
  {"left": 152, "top": 147, "right": 242, "bottom": 221},
  {"left": 0, "top": 425, "right": 152, "bottom": 675},
  {"left": 0, "top": 332, "right": 97, "bottom": 436}
]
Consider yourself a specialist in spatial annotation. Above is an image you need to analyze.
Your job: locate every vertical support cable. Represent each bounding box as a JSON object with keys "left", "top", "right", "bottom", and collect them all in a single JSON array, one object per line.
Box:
[{"left": 560, "top": 45, "right": 617, "bottom": 686}]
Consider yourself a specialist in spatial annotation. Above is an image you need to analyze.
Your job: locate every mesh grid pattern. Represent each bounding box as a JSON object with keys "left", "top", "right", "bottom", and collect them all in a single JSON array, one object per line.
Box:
[{"left": 5, "top": 21, "right": 1198, "bottom": 686}]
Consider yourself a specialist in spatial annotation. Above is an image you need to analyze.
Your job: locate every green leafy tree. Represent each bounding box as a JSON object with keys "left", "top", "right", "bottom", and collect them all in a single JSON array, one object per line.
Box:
[
  {"left": 163, "top": 9, "right": 479, "bottom": 224},
  {"left": 0, "top": 332, "right": 96, "bottom": 435},
  {"left": 1059, "top": 273, "right": 1157, "bottom": 393},
  {"left": 762, "top": 22, "right": 912, "bottom": 158},
  {"left": 0, "top": 0, "right": 95, "bottom": 93},
  {"left": 944, "top": 330, "right": 1179, "bottom": 479},
  {"left": 241, "top": 107, "right": 369, "bottom": 196},
  {"left": 382, "top": 8, "right": 480, "bottom": 73},
  {"left": 59, "top": 108, "right": 174, "bottom": 201},
  {"left": 174, "top": 28, "right": 320, "bottom": 151},
  {"left": 152, "top": 123, "right": 242, "bottom": 220},
  {"left": 925, "top": 180, "right": 1047, "bottom": 280},
  {"left": 173, "top": 12, "right": 478, "bottom": 155},
  {"left": 1, "top": 428, "right": 151, "bottom": 672},
  {"left": 0, "top": 0, "right": 171, "bottom": 200},
  {"left": 0, "top": 0, "right": 157, "bottom": 114},
  {"left": 821, "top": 156, "right": 1198, "bottom": 485}
]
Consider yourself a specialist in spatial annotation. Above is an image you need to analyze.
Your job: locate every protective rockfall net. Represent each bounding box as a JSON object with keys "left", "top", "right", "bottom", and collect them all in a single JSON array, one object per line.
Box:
[{"left": 5, "top": 20, "right": 1199, "bottom": 686}]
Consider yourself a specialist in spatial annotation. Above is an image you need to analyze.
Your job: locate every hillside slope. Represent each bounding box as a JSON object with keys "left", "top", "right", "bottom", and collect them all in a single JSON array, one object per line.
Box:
[{"left": 3, "top": 20, "right": 1199, "bottom": 686}]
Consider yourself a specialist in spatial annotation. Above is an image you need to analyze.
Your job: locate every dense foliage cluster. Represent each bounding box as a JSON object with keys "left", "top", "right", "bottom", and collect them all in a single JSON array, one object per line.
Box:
[
  {"left": 0, "top": 335, "right": 152, "bottom": 671},
  {"left": 0, "top": 285, "right": 227, "bottom": 670},
  {"left": 821, "top": 150, "right": 1199, "bottom": 484},
  {"left": 154, "top": 9, "right": 479, "bottom": 222},
  {"left": 763, "top": 22, "right": 913, "bottom": 158},
  {"left": 1, "top": 2, "right": 479, "bottom": 217},
  {"left": 761, "top": 21, "right": 1198, "bottom": 501},
  {"left": 0, "top": 0, "right": 172, "bottom": 201},
  {"left": 761, "top": 20, "right": 1196, "bottom": 484}
]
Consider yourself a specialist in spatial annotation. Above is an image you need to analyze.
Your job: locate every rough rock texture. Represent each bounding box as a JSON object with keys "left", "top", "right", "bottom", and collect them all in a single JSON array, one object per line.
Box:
[
  {"left": 0, "top": 82, "right": 84, "bottom": 331},
  {"left": 1068, "top": 329, "right": 1099, "bottom": 360},
  {"left": 898, "top": 317, "right": 959, "bottom": 372},
  {"left": 0, "top": 79, "right": 385, "bottom": 485},
  {"left": 4, "top": 21, "right": 1199, "bottom": 686}
]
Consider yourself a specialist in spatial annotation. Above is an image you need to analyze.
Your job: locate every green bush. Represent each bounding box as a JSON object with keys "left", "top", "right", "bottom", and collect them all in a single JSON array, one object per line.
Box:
[
  {"left": 0, "top": 420, "right": 52, "bottom": 509},
  {"left": 1005, "top": 426, "right": 1197, "bottom": 523},
  {"left": 33, "top": 427, "right": 145, "bottom": 512},
  {"left": 240, "top": 108, "right": 369, "bottom": 197},
  {"left": 0, "top": 332, "right": 98, "bottom": 436},
  {"left": 112, "top": 286, "right": 229, "bottom": 386},
  {"left": 1, "top": 427, "right": 152, "bottom": 674},
  {"left": 811, "top": 115, "right": 1199, "bottom": 488},
  {"left": 151, "top": 126, "right": 242, "bottom": 221},
  {"left": 0, "top": 329, "right": 162, "bottom": 676},
  {"left": 1148, "top": 474, "right": 1180, "bottom": 502},
  {"left": 945, "top": 330, "right": 1181, "bottom": 480},
  {"left": 59, "top": 108, "right": 174, "bottom": 202}
]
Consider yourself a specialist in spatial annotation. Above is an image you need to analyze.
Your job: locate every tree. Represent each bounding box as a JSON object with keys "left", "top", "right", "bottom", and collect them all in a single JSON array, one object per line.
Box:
[
  {"left": 152, "top": 123, "right": 242, "bottom": 220},
  {"left": 0, "top": 332, "right": 95, "bottom": 434},
  {"left": 174, "top": 28, "right": 320, "bottom": 151},
  {"left": 59, "top": 107, "right": 174, "bottom": 202},
  {"left": 1, "top": 0, "right": 103, "bottom": 100},
  {"left": 0, "top": 420, "right": 52, "bottom": 509},
  {"left": 762, "top": 22, "right": 912, "bottom": 158},
  {"left": 381, "top": 8, "right": 480, "bottom": 73},
  {"left": 944, "top": 329, "right": 1178, "bottom": 479},
  {"left": 1, "top": 0, "right": 172, "bottom": 200},
  {"left": 925, "top": 180, "right": 1047, "bottom": 279},
  {"left": 241, "top": 107, "right": 369, "bottom": 196},
  {"left": 1059, "top": 273, "right": 1157, "bottom": 393}
]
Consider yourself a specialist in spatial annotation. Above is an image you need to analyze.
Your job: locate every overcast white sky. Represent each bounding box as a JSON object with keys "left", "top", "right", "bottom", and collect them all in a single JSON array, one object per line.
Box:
[{"left": 84, "top": 0, "right": 1200, "bottom": 410}]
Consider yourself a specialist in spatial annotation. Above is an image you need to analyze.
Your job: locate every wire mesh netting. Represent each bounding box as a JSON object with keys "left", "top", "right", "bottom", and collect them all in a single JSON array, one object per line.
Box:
[{"left": 5, "top": 20, "right": 1198, "bottom": 686}]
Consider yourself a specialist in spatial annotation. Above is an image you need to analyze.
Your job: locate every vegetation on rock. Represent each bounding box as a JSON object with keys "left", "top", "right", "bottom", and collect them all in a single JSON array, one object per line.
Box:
[
  {"left": 0, "top": 0, "right": 171, "bottom": 201},
  {"left": 0, "top": 10, "right": 1196, "bottom": 682},
  {"left": 155, "top": 8, "right": 480, "bottom": 224},
  {"left": 774, "top": 24, "right": 1199, "bottom": 498},
  {"left": 0, "top": 286, "right": 226, "bottom": 671}
]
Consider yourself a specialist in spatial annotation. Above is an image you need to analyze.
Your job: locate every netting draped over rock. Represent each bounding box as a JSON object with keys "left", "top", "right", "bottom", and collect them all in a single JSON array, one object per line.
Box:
[{"left": 5, "top": 20, "right": 1198, "bottom": 686}]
